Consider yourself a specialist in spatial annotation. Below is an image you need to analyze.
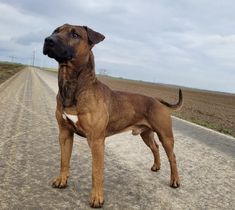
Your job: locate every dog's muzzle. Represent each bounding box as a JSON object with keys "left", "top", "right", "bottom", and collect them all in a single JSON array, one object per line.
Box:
[{"left": 43, "top": 35, "right": 74, "bottom": 63}]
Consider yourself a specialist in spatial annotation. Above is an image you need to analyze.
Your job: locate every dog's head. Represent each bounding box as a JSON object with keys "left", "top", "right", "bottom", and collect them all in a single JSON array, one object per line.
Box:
[{"left": 43, "top": 24, "right": 105, "bottom": 63}]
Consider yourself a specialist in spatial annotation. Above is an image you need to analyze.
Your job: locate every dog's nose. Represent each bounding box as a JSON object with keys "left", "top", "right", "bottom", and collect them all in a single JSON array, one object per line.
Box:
[{"left": 45, "top": 37, "right": 55, "bottom": 47}]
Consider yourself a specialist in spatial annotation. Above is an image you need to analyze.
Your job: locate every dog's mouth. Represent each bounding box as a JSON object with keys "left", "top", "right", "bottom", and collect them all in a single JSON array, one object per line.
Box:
[
  {"left": 43, "top": 46, "right": 74, "bottom": 63},
  {"left": 43, "top": 36, "right": 74, "bottom": 63}
]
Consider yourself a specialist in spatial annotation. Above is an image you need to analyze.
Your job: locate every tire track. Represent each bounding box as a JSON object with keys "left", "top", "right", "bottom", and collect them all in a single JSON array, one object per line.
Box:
[{"left": 0, "top": 69, "right": 82, "bottom": 209}]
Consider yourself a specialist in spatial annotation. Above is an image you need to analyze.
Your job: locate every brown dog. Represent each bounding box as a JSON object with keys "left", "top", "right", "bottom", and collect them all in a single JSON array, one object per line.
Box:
[{"left": 43, "top": 24, "right": 183, "bottom": 208}]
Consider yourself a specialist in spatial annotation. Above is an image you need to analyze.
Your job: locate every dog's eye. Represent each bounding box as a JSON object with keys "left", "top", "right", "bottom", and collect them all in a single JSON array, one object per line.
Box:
[{"left": 72, "top": 32, "right": 80, "bottom": 39}]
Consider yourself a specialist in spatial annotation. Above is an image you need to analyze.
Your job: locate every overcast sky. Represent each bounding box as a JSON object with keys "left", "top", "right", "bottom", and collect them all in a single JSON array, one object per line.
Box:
[{"left": 0, "top": 0, "right": 235, "bottom": 93}]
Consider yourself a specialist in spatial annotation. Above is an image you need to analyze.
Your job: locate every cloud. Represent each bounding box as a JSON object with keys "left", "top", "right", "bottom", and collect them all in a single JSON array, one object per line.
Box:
[
  {"left": 0, "top": 0, "right": 235, "bottom": 93},
  {"left": 13, "top": 31, "right": 48, "bottom": 45}
]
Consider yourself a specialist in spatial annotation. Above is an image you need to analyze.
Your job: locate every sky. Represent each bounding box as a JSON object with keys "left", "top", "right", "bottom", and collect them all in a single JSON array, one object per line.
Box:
[{"left": 0, "top": 0, "right": 235, "bottom": 93}]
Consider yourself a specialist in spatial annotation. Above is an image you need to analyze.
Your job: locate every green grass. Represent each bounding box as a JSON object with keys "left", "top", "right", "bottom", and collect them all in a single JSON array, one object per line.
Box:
[
  {"left": 173, "top": 112, "right": 235, "bottom": 137},
  {"left": 186, "top": 118, "right": 234, "bottom": 136}
]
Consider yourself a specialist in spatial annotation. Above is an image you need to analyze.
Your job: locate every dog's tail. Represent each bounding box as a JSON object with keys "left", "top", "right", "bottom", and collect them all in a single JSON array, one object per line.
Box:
[{"left": 159, "top": 89, "right": 183, "bottom": 111}]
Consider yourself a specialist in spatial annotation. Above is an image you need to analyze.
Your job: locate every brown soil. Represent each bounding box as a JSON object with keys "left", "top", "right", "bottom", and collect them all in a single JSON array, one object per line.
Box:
[
  {"left": 98, "top": 75, "right": 235, "bottom": 137},
  {"left": 0, "top": 62, "right": 25, "bottom": 84}
]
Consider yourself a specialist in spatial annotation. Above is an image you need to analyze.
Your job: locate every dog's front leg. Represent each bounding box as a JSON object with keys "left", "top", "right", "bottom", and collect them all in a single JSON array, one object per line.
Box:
[
  {"left": 52, "top": 126, "right": 74, "bottom": 188},
  {"left": 87, "top": 138, "right": 105, "bottom": 208}
]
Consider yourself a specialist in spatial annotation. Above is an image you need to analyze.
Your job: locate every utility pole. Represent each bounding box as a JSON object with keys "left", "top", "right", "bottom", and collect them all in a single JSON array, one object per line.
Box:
[
  {"left": 32, "top": 50, "right": 36, "bottom": 66},
  {"left": 99, "top": 68, "right": 108, "bottom": 75},
  {"left": 40, "top": 57, "right": 44, "bottom": 69},
  {"left": 9, "top": 55, "right": 17, "bottom": 63}
]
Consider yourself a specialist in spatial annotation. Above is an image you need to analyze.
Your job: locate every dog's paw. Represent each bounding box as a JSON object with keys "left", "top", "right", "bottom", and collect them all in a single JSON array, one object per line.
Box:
[
  {"left": 151, "top": 163, "right": 160, "bottom": 172},
  {"left": 170, "top": 177, "right": 180, "bottom": 188},
  {"left": 89, "top": 191, "right": 104, "bottom": 208},
  {"left": 52, "top": 174, "right": 68, "bottom": 188}
]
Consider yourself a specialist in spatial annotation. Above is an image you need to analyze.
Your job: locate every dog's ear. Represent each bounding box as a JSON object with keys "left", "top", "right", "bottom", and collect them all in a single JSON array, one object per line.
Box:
[{"left": 83, "top": 26, "right": 105, "bottom": 47}]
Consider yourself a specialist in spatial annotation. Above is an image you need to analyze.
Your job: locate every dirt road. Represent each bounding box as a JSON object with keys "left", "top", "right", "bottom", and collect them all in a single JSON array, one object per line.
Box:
[{"left": 0, "top": 67, "right": 234, "bottom": 210}]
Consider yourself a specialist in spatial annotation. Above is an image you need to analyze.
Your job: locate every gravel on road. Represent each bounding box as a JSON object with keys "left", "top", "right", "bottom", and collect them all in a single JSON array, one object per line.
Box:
[{"left": 0, "top": 68, "right": 234, "bottom": 210}]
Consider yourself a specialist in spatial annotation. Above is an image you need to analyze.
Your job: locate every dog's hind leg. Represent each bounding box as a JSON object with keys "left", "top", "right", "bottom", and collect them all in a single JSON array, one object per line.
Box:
[
  {"left": 156, "top": 128, "right": 180, "bottom": 188},
  {"left": 140, "top": 130, "right": 161, "bottom": 171},
  {"left": 148, "top": 106, "right": 180, "bottom": 188}
]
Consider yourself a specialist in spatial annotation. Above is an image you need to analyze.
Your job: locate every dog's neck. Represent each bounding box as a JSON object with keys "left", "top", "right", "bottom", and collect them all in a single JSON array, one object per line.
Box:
[{"left": 58, "top": 51, "right": 97, "bottom": 107}]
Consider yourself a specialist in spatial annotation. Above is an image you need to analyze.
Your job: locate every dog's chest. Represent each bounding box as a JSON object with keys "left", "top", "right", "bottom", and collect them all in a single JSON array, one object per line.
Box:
[
  {"left": 62, "top": 112, "right": 86, "bottom": 137},
  {"left": 62, "top": 112, "right": 78, "bottom": 124}
]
